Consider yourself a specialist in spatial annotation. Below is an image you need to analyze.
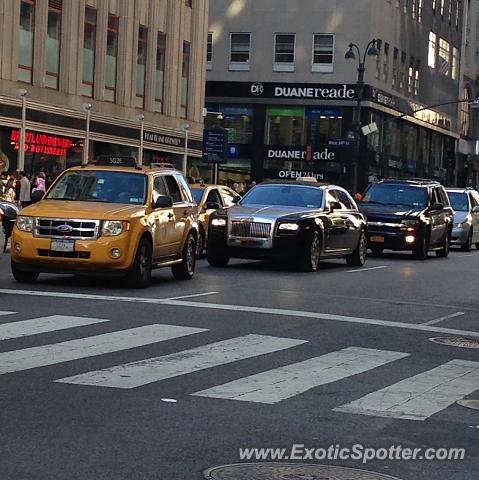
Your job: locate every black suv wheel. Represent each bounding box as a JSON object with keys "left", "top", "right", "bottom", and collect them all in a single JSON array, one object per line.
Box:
[{"left": 436, "top": 229, "right": 451, "bottom": 258}]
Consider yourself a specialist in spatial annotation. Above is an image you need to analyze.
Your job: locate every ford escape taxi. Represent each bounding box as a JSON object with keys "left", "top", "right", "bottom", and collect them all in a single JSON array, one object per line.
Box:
[{"left": 10, "top": 158, "right": 198, "bottom": 287}]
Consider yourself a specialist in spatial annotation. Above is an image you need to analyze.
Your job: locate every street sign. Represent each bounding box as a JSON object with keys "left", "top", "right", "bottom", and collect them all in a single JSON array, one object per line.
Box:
[
  {"left": 228, "top": 145, "right": 239, "bottom": 159},
  {"left": 203, "top": 128, "right": 228, "bottom": 163}
]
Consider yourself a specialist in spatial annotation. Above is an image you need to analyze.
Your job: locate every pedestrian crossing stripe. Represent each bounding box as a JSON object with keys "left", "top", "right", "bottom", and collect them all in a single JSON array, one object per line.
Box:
[
  {"left": 334, "top": 359, "right": 479, "bottom": 421},
  {"left": 0, "top": 315, "right": 109, "bottom": 340},
  {"left": 55, "top": 334, "right": 308, "bottom": 389},
  {"left": 0, "top": 324, "right": 207, "bottom": 375},
  {"left": 192, "top": 347, "right": 409, "bottom": 404}
]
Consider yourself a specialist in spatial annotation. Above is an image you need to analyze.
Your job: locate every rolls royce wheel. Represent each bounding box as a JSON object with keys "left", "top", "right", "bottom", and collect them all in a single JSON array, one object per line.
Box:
[
  {"left": 346, "top": 231, "right": 367, "bottom": 267},
  {"left": 11, "top": 260, "right": 40, "bottom": 283},
  {"left": 299, "top": 231, "right": 321, "bottom": 272},
  {"left": 172, "top": 233, "right": 196, "bottom": 280}
]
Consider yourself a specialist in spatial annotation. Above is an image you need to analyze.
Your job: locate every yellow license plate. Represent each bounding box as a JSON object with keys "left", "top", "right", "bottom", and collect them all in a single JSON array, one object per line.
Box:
[{"left": 370, "top": 235, "right": 385, "bottom": 243}]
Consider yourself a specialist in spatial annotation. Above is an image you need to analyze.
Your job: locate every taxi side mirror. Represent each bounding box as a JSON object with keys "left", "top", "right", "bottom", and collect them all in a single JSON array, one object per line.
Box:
[{"left": 153, "top": 195, "right": 173, "bottom": 209}]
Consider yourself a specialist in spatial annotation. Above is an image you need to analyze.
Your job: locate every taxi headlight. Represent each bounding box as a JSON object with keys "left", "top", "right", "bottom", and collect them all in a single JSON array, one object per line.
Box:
[
  {"left": 279, "top": 223, "right": 300, "bottom": 231},
  {"left": 211, "top": 218, "right": 226, "bottom": 227},
  {"left": 456, "top": 220, "right": 470, "bottom": 229},
  {"left": 102, "top": 220, "right": 126, "bottom": 236},
  {"left": 16, "top": 216, "right": 34, "bottom": 232}
]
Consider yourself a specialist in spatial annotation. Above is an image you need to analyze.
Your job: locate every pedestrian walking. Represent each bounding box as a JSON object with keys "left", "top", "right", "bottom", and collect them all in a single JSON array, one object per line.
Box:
[{"left": 18, "top": 171, "right": 31, "bottom": 208}]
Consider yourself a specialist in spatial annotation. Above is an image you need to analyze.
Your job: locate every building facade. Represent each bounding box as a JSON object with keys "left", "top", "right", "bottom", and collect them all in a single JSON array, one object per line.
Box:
[
  {"left": 206, "top": 0, "right": 465, "bottom": 192},
  {"left": 0, "top": 0, "right": 208, "bottom": 177}
]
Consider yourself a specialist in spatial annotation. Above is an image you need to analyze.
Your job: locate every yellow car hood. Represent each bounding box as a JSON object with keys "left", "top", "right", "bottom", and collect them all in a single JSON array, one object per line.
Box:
[{"left": 20, "top": 200, "right": 146, "bottom": 220}]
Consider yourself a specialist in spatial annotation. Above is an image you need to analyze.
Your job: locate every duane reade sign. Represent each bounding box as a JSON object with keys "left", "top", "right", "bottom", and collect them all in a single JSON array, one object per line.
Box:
[
  {"left": 267, "top": 148, "right": 335, "bottom": 161},
  {"left": 274, "top": 85, "right": 355, "bottom": 99}
]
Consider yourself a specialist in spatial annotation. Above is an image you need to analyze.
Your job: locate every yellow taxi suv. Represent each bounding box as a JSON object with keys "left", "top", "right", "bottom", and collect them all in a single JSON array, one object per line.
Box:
[{"left": 10, "top": 158, "right": 199, "bottom": 288}]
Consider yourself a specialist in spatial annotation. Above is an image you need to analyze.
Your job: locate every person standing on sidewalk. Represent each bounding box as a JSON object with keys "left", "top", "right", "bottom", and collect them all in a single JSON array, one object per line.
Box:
[{"left": 18, "top": 171, "right": 31, "bottom": 208}]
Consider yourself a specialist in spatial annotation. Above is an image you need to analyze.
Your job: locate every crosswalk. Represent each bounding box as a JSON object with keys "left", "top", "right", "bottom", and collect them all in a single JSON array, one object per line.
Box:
[{"left": 1, "top": 313, "right": 478, "bottom": 422}]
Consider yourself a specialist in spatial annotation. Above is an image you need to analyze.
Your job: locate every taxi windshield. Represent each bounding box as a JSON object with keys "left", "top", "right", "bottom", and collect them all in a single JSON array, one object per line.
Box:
[
  {"left": 46, "top": 170, "right": 147, "bottom": 205},
  {"left": 191, "top": 188, "right": 205, "bottom": 205},
  {"left": 240, "top": 185, "right": 323, "bottom": 208}
]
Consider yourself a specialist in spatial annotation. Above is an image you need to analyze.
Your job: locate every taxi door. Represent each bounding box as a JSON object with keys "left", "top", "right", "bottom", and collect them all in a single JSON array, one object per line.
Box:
[{"left": 151, "top": 175, "right": 177, "bottom": 259}]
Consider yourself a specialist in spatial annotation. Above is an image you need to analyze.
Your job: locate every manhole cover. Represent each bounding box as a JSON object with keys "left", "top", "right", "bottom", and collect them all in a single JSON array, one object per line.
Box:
[
  {"left": 457, "top": 399, "right": 479, "bottom": 411},
  {"left": 203, "top": 463, "right": 402, "bottom": 480},
  {"left": 429, "top": 337, "right": 479, "bottom": 349}
]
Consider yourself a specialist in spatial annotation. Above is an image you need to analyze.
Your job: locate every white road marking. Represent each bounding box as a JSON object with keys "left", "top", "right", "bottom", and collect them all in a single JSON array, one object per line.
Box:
[
  {"left": 55, "top": 334, "right": 307, "bottom": 389},
  {"left": 162, "top": 291, "right": 219, "bottom": 300},
  {"left": 0, "top": 311, "right": 16, "bottom": 316},
  {"left": 0, "top": 324, "right": 206, "bottom": 375},
  {"left": 0, "top": 315, "right": 109, "bottom": 340},
  {"left": 347, "top": 266, "right": 388, "bottom": 273},
  {"left": 334, "top": 359, "right": 479, "bottom": 421},
  {"left": 1, "top": 288, "right": 479, "bottom": 338},
  {"left": 193, "top": 347, "right": 409, "bottom": 404},
  {"left": 422, "top": 312, "right": 465, "bottom": 326}
]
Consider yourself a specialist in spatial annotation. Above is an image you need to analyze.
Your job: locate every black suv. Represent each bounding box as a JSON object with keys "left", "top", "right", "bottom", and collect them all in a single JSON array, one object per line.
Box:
[{"left": 359, "top": 179, "right": 453, "bottom": 259}]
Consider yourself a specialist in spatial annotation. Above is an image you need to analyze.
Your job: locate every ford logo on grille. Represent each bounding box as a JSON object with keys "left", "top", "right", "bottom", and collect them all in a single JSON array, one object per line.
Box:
[{"left": 57, "top": 224, "right": 73, "bottom": 233}]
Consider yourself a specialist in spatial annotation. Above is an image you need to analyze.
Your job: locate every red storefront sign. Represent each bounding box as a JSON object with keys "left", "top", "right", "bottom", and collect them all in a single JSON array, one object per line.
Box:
[{"left": 11, "top": 130, "right": 74, "bottom": 157}]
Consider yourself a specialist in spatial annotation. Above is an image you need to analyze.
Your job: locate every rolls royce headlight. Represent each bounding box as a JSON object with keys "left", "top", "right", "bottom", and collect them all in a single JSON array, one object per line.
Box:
[
  {"left": 16, "top": 216, "right": 34, "bottom": 232},
  {"left": 211, "top": 218, "right": 227, "bottom": 227},
  {"left": 279, "top": 223, "right": 300, "bottom": 231},
  {"left": 102, "top": 220, "right": 126, "bottom": 236}
]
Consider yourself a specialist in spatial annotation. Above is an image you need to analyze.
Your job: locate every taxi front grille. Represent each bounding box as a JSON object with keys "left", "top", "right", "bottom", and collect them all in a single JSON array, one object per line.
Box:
[
  {"left": 34, "top": 218, "right": 100, "bottom": 240},
  {"left": 230, "top": 221, "right": 271, "bottom": 238}
]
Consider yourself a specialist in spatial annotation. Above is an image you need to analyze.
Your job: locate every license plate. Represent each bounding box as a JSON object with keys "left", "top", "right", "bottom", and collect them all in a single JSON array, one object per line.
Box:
[
  {"left": 370, "top": 235, "right": 385, "bottom": 243},
  {"left": 51, "top": 238, "right": 75, "bottom": 252}
]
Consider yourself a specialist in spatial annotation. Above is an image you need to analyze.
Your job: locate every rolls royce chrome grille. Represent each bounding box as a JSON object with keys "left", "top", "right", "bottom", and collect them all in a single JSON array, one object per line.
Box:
[
  {"left": 230, "top": 221, "right": 271, "bottom": 238},
  {"left": 34, "top": 218, "right": 100, "bottom": 240}
]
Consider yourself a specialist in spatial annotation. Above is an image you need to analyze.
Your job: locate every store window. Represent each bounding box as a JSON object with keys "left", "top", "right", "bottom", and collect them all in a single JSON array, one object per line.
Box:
[
  {"left": 136, "top": 25, "right": 148, "bottom": 108},
  {"left": 229, "top": 33, "right": 250, "bottom": 70},
  {"left": 403, "top": 123, "right": 418, "bottom": 161},
  {"left": 274, "top": 34, "right": 295, "bottom": 72},
  {"left": 266, "top": 107, "right": 305, "bottom": 146},
  {"left": 18, "top": 0, "right": 35, "bottom": 84},
  {"left": 155, "top": 33, "right": 166, "bottom": 112},
  {"left": 205, "top": 105, "right": 254, "bottom": 144},
  {"left": 180, "top": 41, "right": 190, "bottom": 119},
  {"left": 306, "top": 109, "right": 342, "bottom": 149},
  {"left": 431, "top": 133, "right": 443, "bottom": 168},
  {"left": 382, "top": 120, "right": 401, "bottom": 157},
  {"left": 46, "top": 0, "right": 62, "bottom": 90},
  {"left": 82, "top": 6, "right": 96, "bottom": 97},
  {"left": 105, "top": 14, "right": 118, "bottom": 102},
  {"left": 312, "top": 34, "right": 334, "bottom": 73},
  {"left": 428, "top": 32, "right": 437, "bottom": 68}
]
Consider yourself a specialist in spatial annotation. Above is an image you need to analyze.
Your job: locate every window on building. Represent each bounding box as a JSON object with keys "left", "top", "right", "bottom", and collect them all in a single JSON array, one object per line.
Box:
[
  {"left": 274, "top": 33, "right": 295, "bottom": 71},
  {"left": 375, "top": 39, "right": 382, "bottom": 79},
  {"left": 418, "top": 0, "right": 423, "bottom": 22},
  {"left": 135, "top": 25, "right": 147, "bottom": 108},
  {"left": 455, "top": 0, "right": 460, "bottom": 29},
  {"left": 46, "top": 0, "right": 62, "bottom": 90},
  {"left": 461, "top": 88, "right": 470, "bottom": 137},
  {"left": 180, "top": 41, "right": 190, "bottom": 119},
  {"left": 265, "top": 107, "right": 304, "bottom": 145},
  {"left": 408, "top": 57, "right": 414, "bottom": 95},
  {"left": 312, "top": 34, "right": 334, "bottom": 72},
  {"left": 411, "top": 0, "right": 417, "bottom": 18},
  {"left": 383, "top": 42, "right": 389, "bottom": 82},
  {"left": 205, "top": 105, "right": 254, "bottom": 144},
  {"left": 400, "top": 51, "right": 406, "bottom": 90},
  {"left": 306, "top": 109, "right": 342, "bottom": 149},
  {"left": 105, "top": 14, "right": 118, "bottom": 102},
  {"left": 432, "top": 0, "right": 436, "bottom": 12},
  {"left": 18, "top": 0, "right": 35, "bottom": 84},
  {"left": 438, "top": 38, "right": 450, "bottom": 75},
  {"left": 448, "top": 0, "right": 453, "bottom": 23},
  {"left": 82, "top": 6, "right": 96, "bottom": 97},
  {"left": 206, "top": 32, "right": 213, "bottom": 68},
  {"left": 403, "top": 0, "right": 408, "bottom": 14},
  {"left": 451, "top": 46, "right": 459, "bottom": 80},
  {"left": 392, "top": 47, "right": 399, "bottom": 88},
  {"left": 414, "top": 60, "right": 420, "bottom": 96},
  {"left": 185, "top": 0, "right": 192, "bottom": 6},
  {"left": 229, "top": 33, "right": 250, "bottom": 70},
  {"left": 428, "top": 32, "right": 437, "bottom": 68},
  {"left": 440, "top": 0, "right": 445, "bottom": 16},
  {"left": 155, "top": 33, "right": 166, "bottom": 113}
]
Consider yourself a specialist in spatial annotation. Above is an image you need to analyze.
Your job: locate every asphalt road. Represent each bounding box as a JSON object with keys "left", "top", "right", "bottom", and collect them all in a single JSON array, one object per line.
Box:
[{"left": 0, "top": 247, "right": 478, "bottom": 480}]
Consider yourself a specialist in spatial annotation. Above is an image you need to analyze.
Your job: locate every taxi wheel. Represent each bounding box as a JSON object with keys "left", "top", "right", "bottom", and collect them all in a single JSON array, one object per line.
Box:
[
  {"left": 196, "top": 228, "right": 205, "bottom": 258},
  {"left": 460, "top": 229, "right": 473, "bottom": 252},
  {"left": 346, "top": 230, "right": 367, "bottom": 267},
  {"left": 172, "top": 233, "right": 196, "bottom": 280},
  {"left": 127, "top": 237, "right": 152, "bottom": 288},
  {"left": 299, "top": 231, "right": 321, "bottom": 272},
  {"left": 11, "top": 261, "right": 40, "bottom": 283}
]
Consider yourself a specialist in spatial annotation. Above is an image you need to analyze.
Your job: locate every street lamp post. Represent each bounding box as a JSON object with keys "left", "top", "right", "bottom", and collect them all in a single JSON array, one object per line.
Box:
[
  {"left": 181, "top": 123, "right": 190, "bottom": 176},
  {"left": 81, "top": 103, "right": 92, "bottom": 166},
  {"left": 16, "top": 89, "right": 28, "bottom": 171},
  {"left": 136, "top": 113, "right": 145, "bottom": 167},
  {"left": 345, "top": 39, "right": 379, "bottom": 193}
]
